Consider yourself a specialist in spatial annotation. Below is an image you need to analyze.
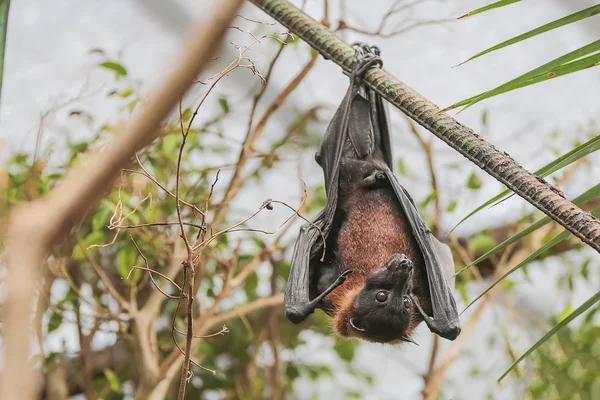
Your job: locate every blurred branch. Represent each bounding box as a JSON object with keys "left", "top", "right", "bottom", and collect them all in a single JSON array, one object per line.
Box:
[
  {"left": 422, "top": 244, "right": 532, "bottom": 400},
  {"left": 334, "top": 0, "right": 452, "bottom": 38},
  {"left": 0, "top": 1, "right": 243, "bottom": 399},
  {"left": 409, "top": 117, "right": 442, "bottom": 392},
  {"left": 209, "top": 46, "right": 318, "bottom": 231}
]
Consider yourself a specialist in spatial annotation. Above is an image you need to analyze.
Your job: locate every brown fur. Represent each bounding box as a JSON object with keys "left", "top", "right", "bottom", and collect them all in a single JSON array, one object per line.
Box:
[{"left": 324, "top": 181, "right": 431, "bottom": 342}]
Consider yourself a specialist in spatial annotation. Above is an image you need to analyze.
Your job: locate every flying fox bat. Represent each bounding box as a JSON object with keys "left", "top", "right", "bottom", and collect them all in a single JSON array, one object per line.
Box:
[{"left": 285, "top": 44, "right": 461, "bottom": 344}]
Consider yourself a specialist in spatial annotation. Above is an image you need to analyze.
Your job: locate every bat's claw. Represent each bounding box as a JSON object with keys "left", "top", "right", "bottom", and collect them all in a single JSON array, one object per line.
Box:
[
  {"left": 411, "top": 294, "right": 461, "bottom": 341},
  {"left": 336, "top": 270, "right": 353, "bottom": 284}
]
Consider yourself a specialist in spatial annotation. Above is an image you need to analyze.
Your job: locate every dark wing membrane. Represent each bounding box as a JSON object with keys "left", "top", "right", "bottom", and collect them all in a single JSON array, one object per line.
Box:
[
  {"left": 285, "top": 55, "right": 372, "bottom": 323},
  {"left": 386, "top": 171, "right": 461, "bottom": 340},
  {"left": 284, "top": 210, "right": 327, "bottom": 323},
  {"left": 367, "top": 87, "right": 394, "bottom": 168}
]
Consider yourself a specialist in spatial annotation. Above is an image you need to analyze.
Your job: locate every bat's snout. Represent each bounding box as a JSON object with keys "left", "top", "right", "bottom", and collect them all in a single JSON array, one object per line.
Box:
[{"left": 385, "top": 254, "right": 413, "bottom": 284}]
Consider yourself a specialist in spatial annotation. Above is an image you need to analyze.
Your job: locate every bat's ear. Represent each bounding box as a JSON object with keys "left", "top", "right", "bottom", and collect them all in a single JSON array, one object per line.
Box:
[
  {"left": 400, "top": 334, "right": 418, "bottom": 346},
  {"left": 314, "top": 150, "right": 322, "bottom": 166}
]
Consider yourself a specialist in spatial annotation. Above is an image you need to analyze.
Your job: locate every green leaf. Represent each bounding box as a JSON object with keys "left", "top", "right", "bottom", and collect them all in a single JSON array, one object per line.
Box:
[
  {"left": 458, "top": 0, "right": 521, "bottom": 19},
  {"left": 501, "top": 279, "right": 515, "bottom": 292},
  {"left": 468, "top": 183, "right": 600, "bottom": 267},
  {"left": 451, "top": 134, "right": 600, "bottom": 232},
  {"left": 466, "top": 172, "right": 482, "bottom": 190},
  {"left": 73, "top": 230, "right": 105, "bottom": 260},
  {"left": 397, "top": 159, "right": 406, "bottom": 176},
  {"left": 333, "top": 339, "right": 356, "bottom": 362},
  {"left": 98, "top": 61, "right": 128, "bottom": 79},
  {"left": 104, "top": 369, "right": 121, "bottom": 392},
  {"left": 47, "top": 311, "right": 63, "bottom": 333},
  {"left": 558, "top": 303, "right": 574, "bottom": 321},
  {"left": 43, "top": 352, "right": 61, "bottom": 372},
  {"left": 244, "top": 272, "right": 259, "bottom": 300},
  {"left": 218, "top": 96, "right": 230, "bottom": 114},
  {"left": 344, "top": 390, "right": 362, "bottom": 399},
  {"left": 92, "top": 206, "right": 112, "bottom": 231},
  {"left": 447, "top": 200, "right": 457, "bottom": 213},
  {"left": 468, "top": 234, "right": 496, "bottom": 254},
  {"left": 162, "top": 134, "right": 180, "bottom": 156},
  {"left": 499, "top": 290, "right": 600, "bottom": 381},
  {"left": 459, "top": 5, "right": 600, "bottom": 64},
  {"left": 181, "top": 107, "right": 193, "bottom": 122},
  {"left": 116, "top": 247, "right": 138, "bottom": 280},
  {"left": 419, "top": 191, "right": 438, "bottom": 209},
  {"left": 119, "top": 88, "right": 134, "bottom": 98}
]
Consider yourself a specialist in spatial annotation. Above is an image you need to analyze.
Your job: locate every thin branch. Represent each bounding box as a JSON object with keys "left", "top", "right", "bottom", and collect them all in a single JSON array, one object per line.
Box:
[
  {"left": 78, "top": 239, "right": 129, "bottom": 309},
  {"left": 205, "top": 293, "right": 284, "bottom": 329},
  {"left": 406, "top": 118, "right": 441, "bottom": 235},
  {"left": 175, "top": 102, "right": 196, "bottom": 400},
  {"left": 235, "top": 14, "right": 277, "bottom": 25},
  {"left": 132, "top": 153, "right": 205, "bottom": 216},
  {"left": 113, "top": 221, "right": 206, "bottom": 230},
  {"left": 128, "top": 236, "right": 183, "bottom": 299},
  {"left": 173, "top": 325, "right": 230, "bottom": 339}
]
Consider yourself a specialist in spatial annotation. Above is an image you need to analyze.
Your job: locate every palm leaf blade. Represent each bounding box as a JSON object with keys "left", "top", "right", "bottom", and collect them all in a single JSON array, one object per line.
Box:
[
  {"left": 458, "top": 0, "right": 522, "bottom": 19},
  {"left": 498, "top": 290, "right": 600, "bottom": 381},
  {"left": 460, "top": 5, "right": 600, "bottom": 64}
]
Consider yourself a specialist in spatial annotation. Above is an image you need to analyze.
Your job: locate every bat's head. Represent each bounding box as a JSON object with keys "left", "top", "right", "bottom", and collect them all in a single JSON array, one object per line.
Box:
[{"left": 333, "top": 254, "right": 418, "bottom": 344}]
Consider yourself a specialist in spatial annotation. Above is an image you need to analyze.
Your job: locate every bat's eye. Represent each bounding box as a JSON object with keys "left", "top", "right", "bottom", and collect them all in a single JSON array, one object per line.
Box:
[
  {"left": 375, "top": 291, "right": 389, "bottom": 302},
  {"left": 403, "top": 296, "right": 411, "bottom": 309},
  {"left": 375, "top": 172, "right": 385, "bottom": 180}
]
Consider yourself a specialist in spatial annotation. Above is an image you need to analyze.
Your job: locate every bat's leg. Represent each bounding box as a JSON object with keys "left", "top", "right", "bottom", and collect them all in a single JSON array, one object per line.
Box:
[
  {"left": 311, "top": 269, "right": 352, "bottom": 304},
  {"left": 286, "top": 270, "right": 352, "bottom": 323}
]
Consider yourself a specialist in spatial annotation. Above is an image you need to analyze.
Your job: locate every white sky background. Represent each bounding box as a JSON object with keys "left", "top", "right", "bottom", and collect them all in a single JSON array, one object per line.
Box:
[{"left": 1, "top": 0, "right": 600, "bottom": 399}]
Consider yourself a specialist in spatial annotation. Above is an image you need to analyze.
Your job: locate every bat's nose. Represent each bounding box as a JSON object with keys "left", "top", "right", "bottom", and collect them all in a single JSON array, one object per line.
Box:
[{"left": 386, "top": 254, "right": 413, "bottom": 275}]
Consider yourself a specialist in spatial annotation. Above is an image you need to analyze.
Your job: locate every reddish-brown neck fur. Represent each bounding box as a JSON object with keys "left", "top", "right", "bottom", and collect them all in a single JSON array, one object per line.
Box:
[{"left": 325, "top": 183, "right": 427, "bottom": 341}]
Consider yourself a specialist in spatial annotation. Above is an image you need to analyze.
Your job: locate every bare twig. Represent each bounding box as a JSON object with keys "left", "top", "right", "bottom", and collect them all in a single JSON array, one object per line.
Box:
[
  {"left": 175, "top": 105, "right": 196, "bottom": 400},
  {"left": 173, "top": 325, "right": 230, "bottom": 339},
  {"left": 113, "top": 221, "right": 206, "bottom": 230},
  {"left": 78, "top": 239, "right": 129, "bottom": 310},
  {"left": 128, "top": 235, "right": 183, "bottom": 299}
]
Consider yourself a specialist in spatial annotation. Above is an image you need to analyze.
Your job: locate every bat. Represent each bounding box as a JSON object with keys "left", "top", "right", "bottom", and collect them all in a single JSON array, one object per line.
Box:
[{"left": 285, "top": 44, "right": 461, "bottom": 344}]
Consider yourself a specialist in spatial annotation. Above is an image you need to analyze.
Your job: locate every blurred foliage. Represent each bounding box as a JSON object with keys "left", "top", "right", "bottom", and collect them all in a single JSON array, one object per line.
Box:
[
  {"left": 526, "top": 321, "right": 600, "bottom": 400},
  {"left": 3, "top": 46, "right": 364, "bottom": 399}
]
